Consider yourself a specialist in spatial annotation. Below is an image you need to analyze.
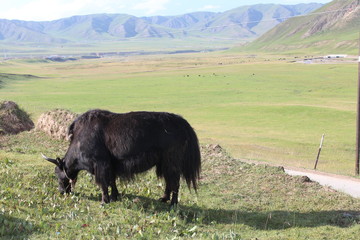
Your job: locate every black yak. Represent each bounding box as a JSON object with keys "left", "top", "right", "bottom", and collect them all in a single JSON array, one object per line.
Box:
[{"left": 42, "top": 109, "right": 201, "bottom": 205}]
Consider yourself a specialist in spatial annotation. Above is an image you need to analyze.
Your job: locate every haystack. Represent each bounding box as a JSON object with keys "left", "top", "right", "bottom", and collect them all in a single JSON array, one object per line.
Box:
[
  {"left": 0, "top": 101, "right": 34, "bottom": 135},
  {"left": 36, "top": 109, "right": 78, "bottom": 140}
]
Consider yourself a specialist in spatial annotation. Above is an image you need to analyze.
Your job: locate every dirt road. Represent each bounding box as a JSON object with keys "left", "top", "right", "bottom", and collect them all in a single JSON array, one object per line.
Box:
[
  {"left": 240, "top": 158, "right": 360, "bottom": 198},
  {"left": 285, "top": 168, "right": 360, "bottom": 198}
]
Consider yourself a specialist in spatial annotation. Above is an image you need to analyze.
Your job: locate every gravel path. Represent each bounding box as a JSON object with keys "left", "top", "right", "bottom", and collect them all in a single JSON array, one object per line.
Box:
[
  {"left": 285, "top": 168, "right": 360, "bottom": 198},
  {"left": 239, "top": 158, "right": 360, "bottom": 198}
]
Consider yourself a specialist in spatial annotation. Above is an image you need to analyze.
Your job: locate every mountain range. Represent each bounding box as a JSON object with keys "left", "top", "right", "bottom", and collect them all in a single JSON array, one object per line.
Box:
[
  {"left": 243, "top": 0, "right": 359, "bottom": 53},
  {"left": 0, "top": 3, "right": 323, "bottom": 43}
]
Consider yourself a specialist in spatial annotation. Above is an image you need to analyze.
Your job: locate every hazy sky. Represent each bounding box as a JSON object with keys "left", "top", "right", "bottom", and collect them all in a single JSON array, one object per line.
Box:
[{"left": 0, "top": 0, "right": 333, "bottom": 21}]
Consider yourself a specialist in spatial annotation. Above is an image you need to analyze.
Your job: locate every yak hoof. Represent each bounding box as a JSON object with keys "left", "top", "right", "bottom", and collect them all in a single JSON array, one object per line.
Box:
[
  {"left": 170, "top": 200, "right": 178, "bottom": 207},
  {"left": 170, "top": 203, "right": 178, "bottom": 209},
  {"left": 102, "top": 197, "right": 110, "bottom": 204},
  {"left": 159, "top": 197, "right": 169, "bottom": 203},
  {"left": 110, "top": 195, "right": 118, "bottom": 202}
]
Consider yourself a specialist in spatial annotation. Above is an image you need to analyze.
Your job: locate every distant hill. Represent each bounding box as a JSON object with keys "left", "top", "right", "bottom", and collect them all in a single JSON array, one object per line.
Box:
[
  {"left": 0, "top": 3, "right": 322, "bottom": 43},
  {"left": 242, "top": 0, "right": 359, "bottom": 54}
]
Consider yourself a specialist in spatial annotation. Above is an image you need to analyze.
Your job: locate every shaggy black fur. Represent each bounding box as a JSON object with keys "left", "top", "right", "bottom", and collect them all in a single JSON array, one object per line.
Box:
[{"left": 45, "top": 109, "right": 201, "bottom": 205}]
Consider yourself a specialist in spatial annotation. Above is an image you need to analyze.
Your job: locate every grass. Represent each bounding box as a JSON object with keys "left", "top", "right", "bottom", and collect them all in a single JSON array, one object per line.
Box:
[
  {"left": 0, "top": 38, "right": 235, "bottom": 59},
  {"left": 1, "top": 131, "right": 360, "bottom": 239},
  {"left": 0, "top": 53, "right": 358, "bottom": 175},
  {"left": 1, "top": 52, "right": 360, "bottom": 238}
]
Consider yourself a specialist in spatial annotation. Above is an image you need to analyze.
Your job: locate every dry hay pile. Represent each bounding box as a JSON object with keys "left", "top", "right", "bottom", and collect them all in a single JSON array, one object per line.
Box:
[
  {"left": 200, "top": 144, "right": 232, "bottom": 162},
  {"left": 36, "top": 109, "right": 78, "bottom": 140},
  {"left": 0, "top": 101, "right": 34, "bottom": 135}
]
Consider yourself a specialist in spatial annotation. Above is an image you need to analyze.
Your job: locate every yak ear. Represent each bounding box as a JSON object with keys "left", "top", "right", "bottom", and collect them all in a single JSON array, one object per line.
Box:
[{"left": 41, "top": 153, "right": 63, "bottom": 168}]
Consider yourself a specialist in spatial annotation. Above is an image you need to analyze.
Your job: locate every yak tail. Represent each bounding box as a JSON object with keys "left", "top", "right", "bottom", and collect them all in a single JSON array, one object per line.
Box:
[{"left": 181, "top": 121, "right": 201, "bottom": 191}]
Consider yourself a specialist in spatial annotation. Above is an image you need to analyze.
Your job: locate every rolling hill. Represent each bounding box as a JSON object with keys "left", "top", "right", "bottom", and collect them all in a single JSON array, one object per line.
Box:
[
  {"left": 0, "top": 3, "right": 322, "bottom": 43},
  {"left": 242, "top": 0, "right": 359, "bottom": 54}
]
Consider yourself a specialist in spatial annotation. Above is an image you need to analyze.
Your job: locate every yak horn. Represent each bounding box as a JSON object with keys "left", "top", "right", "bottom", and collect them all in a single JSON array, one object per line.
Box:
[{"left": 41, "top": 153, "right": 60, "bottom": 166}]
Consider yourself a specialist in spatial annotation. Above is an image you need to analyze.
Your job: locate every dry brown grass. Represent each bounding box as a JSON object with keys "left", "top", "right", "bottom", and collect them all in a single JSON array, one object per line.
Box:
[
  {"left": 0, "top": 101, "right": 34, "bottom": 135},
  {"left": 36, "top": 109, "right": 78, "bottom": 140}
]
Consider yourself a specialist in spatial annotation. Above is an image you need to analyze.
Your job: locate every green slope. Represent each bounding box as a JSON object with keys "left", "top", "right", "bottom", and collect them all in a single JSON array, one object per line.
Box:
[{"left": 241, "top": 0, "right": 359, "bottom": 54}]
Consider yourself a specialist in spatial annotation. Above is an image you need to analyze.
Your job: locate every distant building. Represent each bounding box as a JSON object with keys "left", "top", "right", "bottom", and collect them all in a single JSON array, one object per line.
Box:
[{"left": 323, "top": 54, "right": 348, "bottom": 59}]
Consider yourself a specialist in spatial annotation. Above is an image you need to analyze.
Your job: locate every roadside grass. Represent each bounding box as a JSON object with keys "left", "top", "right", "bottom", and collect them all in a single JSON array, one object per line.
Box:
[
  {"left": 0, "top": 53, "right": 357, "bottom": 175},
  {"left": 1, "top": 131, "right": 360, "bottom": 239}
]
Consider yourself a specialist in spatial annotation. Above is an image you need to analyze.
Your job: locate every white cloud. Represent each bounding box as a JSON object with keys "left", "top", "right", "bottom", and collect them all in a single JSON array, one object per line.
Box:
[
  {"left": 132, "top": 0, "right": 170, "bottom": 15},
  {"left": 0, "top": 0, "right": 128, "bottom": 21},
  {"left": 0, "top": 0, "right": 332, "bottom": 21},
  {"left": 200, "top": 5, "right": 220, "bottom": 11},
  {"left": 2, "top": 0, "right": 85, "bottom": 21}
]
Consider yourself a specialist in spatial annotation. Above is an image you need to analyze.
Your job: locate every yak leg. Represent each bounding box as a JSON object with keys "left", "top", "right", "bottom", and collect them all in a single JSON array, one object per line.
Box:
[
  {"left": 110, "top": 179, "right": 119, "bottom": 202},
  {"left": 95, "top": 160, "right": 115, "bottom": 204},
  {"left": 161, "top": 173, "right": 180, "bottom": 206},
  {"left": 170, "top": 175, "right": 180, "bottom": 206},
  {"left": 160, "top": 185, "right": 171, "bottom": 202},
  {"left": 100, "top": 180, "right": 118, "bottom": 203},
  {"left": 100, "top": 184, "right": 110, "bottom": 204}
]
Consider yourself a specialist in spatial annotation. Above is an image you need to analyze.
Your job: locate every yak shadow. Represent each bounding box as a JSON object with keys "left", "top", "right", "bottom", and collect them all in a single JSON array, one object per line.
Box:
[
  {"left": 111, "top": 194, "right": 360, "bottom": 230},
  {"left": 77, "top": 191, "right": 360, "bottom": 230},
  {"left": 0, "top": 214, "right": 37, "bottom": 239}
]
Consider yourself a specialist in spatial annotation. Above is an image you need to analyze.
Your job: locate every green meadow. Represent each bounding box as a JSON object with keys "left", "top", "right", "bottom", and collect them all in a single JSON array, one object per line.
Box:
[
  {"left": 2, "top": 131, "right": 360, "bottom": 239},
  {"left": 1, "top": 52, "right": 360, "bottom": 239},
  {"left": 1, "top": 53, "right": 358, "bottom": 175},
  {"left": 0, "top": 38, "right": 236, "bottom": 58}
]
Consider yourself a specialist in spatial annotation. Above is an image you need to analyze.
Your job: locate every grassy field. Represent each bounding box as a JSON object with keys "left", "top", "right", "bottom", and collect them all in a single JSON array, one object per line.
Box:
[
  {"left": 1, "top": 131, "right": 360, "bottom": 239},
  {"left": 1, "top": 52, "right": 360, "bottom": 239},
  {"left": 0, "top": 53, "right": 358, "bottom": 175},
  {"left": 0, "top": 38, "right": 236, "bottom": 58}
]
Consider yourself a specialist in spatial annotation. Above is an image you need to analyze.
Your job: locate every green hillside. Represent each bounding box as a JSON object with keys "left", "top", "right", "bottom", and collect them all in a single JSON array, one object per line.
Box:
[{"left": 241, "top": 0, "right": 359, "bottom": 54}]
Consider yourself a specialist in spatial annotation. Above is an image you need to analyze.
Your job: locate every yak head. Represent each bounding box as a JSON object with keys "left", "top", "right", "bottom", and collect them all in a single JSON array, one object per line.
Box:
[{"left": 42, "top": 153, "right": 76, "bottom": 194}]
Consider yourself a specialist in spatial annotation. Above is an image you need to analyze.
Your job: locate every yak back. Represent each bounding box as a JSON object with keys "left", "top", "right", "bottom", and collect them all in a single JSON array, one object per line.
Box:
[{"left": 105, "top": 111, "right": 190, "bottom": 157}]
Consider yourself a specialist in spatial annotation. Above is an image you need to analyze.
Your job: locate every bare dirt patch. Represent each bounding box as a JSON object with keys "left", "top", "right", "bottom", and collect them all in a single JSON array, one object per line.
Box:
[
  {"left": 0, "top": 101, "right": 34, "bottom": 135},
  {"left": 36, "top": 109, "right": 78, "bottom": 140}
]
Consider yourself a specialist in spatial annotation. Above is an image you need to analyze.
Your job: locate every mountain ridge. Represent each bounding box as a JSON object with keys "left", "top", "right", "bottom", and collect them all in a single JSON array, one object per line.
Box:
[{"left": 0, "top": 3, "right": 323, "bottom": 43}]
